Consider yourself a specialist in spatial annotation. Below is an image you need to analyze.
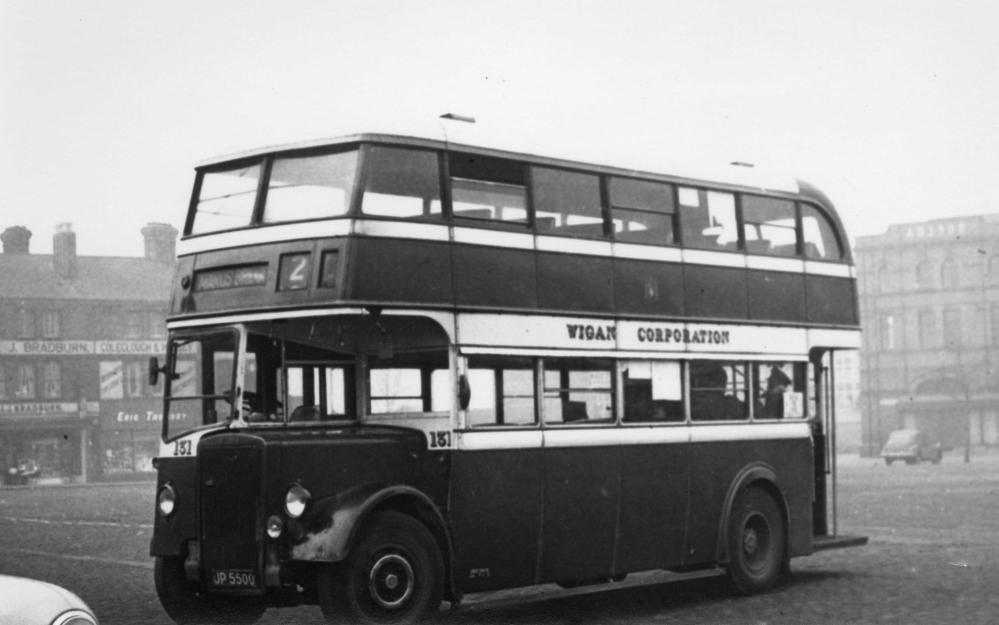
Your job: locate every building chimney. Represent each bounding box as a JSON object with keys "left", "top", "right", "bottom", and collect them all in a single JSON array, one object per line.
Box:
[
  {"left": 141, "top": 222, "right": 178, "bottom": 263},
  {"left": 1, "top": 226, "right": 31, "bottom": 254},
  {"left": 53, "top": 222, "right": 77, "bottom": 279}
]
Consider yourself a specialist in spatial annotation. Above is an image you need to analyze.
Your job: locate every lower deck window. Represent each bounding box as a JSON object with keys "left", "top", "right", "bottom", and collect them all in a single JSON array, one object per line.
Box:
[
  {"left": 690, "top": 361, "right": 748, "bottom": 421},
  {"left": 543, "top": 359, "right": 614, "bottom": 424},
  {"left": 622, "top": 360, "right": 684, "bottom": 422},
  {"left": 465, "top": 356, "right": 536, "bottom": 426}
]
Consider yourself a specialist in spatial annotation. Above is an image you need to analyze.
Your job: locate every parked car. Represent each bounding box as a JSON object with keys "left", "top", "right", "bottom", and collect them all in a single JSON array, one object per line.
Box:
[
  {"left": 881, "top": 429, "right": 943, "bottom": 465},
  {"left": 0, "top": 575, "right": 98, "bottom": 625}
]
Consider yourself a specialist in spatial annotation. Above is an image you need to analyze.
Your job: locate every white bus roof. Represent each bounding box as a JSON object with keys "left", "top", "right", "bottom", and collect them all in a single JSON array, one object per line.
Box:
[{"left": 198, "top": 118, "right": 801, "bottom": 195}]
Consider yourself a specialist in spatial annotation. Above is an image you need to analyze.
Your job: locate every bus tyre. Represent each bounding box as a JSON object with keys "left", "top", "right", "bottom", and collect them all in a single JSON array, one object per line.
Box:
[
  {"left": 154, "top": 556, "right": 265, "bottom": 625},
  {"left": 319, "top": 511, "right": 444, "bottom": 625},
  {"left": 726, "top": 487, "right": 785, "bottom": 595}
]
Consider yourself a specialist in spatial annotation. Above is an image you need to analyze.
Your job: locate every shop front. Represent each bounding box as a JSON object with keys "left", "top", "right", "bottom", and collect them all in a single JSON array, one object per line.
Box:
[
  {"left": 0, "top": 401, "right": 96, "bottom": 485},
  {"left": 98, "top": 398, "right": 166, "bottom": 480}
]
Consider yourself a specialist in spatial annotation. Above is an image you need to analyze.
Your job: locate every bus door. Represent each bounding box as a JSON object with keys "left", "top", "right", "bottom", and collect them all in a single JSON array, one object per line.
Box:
[
  {"left": 449, "top": 355, "right": 543, "bottom": 592},
  {"left": 539, "top": 358, "right": 619, "bottom": 583}
]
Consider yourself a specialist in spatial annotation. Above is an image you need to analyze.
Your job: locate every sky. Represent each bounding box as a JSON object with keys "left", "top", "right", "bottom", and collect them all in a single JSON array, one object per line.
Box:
[{"left": 2, "top": 0, "right": 998, "bottom": 257}]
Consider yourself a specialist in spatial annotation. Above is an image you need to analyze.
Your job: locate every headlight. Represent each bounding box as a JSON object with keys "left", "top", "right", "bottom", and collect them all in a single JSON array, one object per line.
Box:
[
  {"left": 266, "top": 515, "right": 284, "bottom": 539},
  {"left": 284, "top": 484, "right": 311, "bottom": 519},
  {"left": 157, "top": 484, "right": 176, "bottom": 517}
]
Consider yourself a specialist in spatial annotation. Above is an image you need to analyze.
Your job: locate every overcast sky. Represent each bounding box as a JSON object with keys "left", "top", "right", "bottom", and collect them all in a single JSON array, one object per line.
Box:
[{"left": 2, "top": 0, "right": 997, "bottom": 256}]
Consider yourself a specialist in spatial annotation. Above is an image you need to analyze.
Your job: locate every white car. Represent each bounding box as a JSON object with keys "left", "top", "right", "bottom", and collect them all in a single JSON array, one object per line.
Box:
[{"left": 0, "top": 575, "right": 98, "bottom": 625}]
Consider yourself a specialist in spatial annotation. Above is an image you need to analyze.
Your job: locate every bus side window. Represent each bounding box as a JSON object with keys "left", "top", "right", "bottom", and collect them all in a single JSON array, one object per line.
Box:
[
  {"left": 622, "top": 360, "right": 684, "bottom": 422},
  {"left": 742, "top": 195, "right": 797, "bottom": 257},
  {"left": 610, "top": 177, "right": 677, "bottom": 245},
  {"left": 361, "top": 146, "right": 443, "bottom": 219},
  {"left": 689, "top": 360, "right": 748, "bottom": 421},
  {"left": 465, "top": 356, "right": 536, "bottom": 427},
  {"left": 801, "top": 204, "right": 844, "bottom": 260},
  {"left": 542, "top": 358, "right": 614, "bottom": 424},
  {"left": 679, "top": 188, "right": 739, "bottom": 251},
  {"left": 753, "top": 362, "right": 806, "bottom": 420},
  {"left": 531, "top": 167, "right": 606, "bottom": 238},
  {"left": 449, "top": 153, "right": 528, "bottom": 224}
]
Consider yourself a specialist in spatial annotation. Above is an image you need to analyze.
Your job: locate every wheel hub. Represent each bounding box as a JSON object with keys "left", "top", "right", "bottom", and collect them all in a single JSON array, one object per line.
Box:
[{"left": 368, "top": 553, "right": 415, "bottom": 610}]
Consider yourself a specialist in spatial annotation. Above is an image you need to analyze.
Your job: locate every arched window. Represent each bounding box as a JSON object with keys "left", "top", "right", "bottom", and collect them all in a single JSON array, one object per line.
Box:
[
  {"left": 940, "top": 257, "right": 960, "bottom": 289},
  {"left": 915, "top": 259, "right": 934, "bottom": 289}
]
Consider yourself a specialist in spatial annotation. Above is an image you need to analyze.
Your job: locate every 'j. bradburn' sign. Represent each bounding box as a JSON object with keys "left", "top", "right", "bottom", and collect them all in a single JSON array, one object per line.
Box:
[{"left": 0, "top": 340, "right": 166, "bottom": 356}]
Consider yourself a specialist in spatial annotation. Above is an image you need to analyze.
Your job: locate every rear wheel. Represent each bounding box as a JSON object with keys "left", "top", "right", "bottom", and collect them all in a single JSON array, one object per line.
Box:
[
  {"left": 318, "top": 511, "right": 444, "bottom": 625},
  {"left": 154, "top": 556, "right": 265, "bottom": 625},
  {"left": 726, "top": 487, "right": 785, "bottom": 595}
]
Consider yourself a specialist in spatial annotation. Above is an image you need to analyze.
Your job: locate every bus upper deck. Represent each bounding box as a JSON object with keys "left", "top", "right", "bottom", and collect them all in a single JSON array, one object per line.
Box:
[{"left": 172, "top": 132, "right": 858, "bottom": 335}]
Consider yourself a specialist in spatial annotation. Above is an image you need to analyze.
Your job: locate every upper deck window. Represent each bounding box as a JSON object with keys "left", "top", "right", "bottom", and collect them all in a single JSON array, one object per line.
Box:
[
  {"left": 262, "top": 150, "right": 357, "bottom": 223},
  {"left": 678, "top": 188, "right": 739, "bottom": 251},
  {"left": 801, "top": 204, "right": 844, "bottom": 260},
  {"left": 531, "top": 168, "right": 605, "bottom": 238},
  {"left": 610, "top": 178, "right": 676, "bottom": 245},
  {"left": 361, "top": 146, "right": 442, "bottom": 219},
  {"left": 449, "top": 153, "right": 528, "bottom": 224},
  {"left": 742, "top": 195, "right": 797, "bottom": 256},
  {"left": 190, "top": 162, "right": 263, "bottom": 234}
]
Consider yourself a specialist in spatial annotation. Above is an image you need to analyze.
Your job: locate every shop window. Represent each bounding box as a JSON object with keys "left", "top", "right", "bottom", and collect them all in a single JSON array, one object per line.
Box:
[
  {"left": 123, "top": 361, "right": 145, "bottom": 397},
  {"left": 361, "top": 146, "right": 442, "bottom": 219},
  {"left": 449, "top": 153, "right": 528, "bottom": 224},
  {"left": 621, "top": 360, "right": 684, "bottom": 422},
  {"left": 15, "top": 364, "right": 35, "bottom": 399},
  {"left": 0, "top": 364, "right": 6, "bottom": 399},
  {"left": 40, "top": 310, "right": 61, "bottom": 338},
  {"left": 742, "top": 195, "right": 797, "bottom": 256},
  {"left": 752, "top": 362, "right": 806, "bottom": 419},
  {"left": 679, "top": 188, "right": 738, "bottom": 251},
  {"left": 41, "top": 362, "right": 61, "bottom": 399},
  {"left": 531, "top": 167, "right": 605, "bottom": 238},
  {"left": 543, "top": 358, "right": 614, "bottom": 424},
  {"left": 465, "top": 355, "right": 536, "bottom": 426},
  {"left": 262, "top": 150, "right": 358, "bottom": 223},
  {"left": 689, "top": 360, "right": 748, "bottom": 421},
  {"left": 610, "top": 177, "right": 676, "bottom": 245}
]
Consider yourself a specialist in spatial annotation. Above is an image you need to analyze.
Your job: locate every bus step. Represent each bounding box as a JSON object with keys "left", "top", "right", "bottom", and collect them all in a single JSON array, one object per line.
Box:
[{"left": 813, "top": 534, "right": 869, "bottom": 551}]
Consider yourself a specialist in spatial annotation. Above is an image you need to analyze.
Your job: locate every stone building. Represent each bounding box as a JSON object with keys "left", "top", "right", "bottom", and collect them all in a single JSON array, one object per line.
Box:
[
  {"left": 0, "top": 223, "right": 176, "bottom": 483},
  {"left": 856, "top": 214, "right": 999, "bottom": 456}
]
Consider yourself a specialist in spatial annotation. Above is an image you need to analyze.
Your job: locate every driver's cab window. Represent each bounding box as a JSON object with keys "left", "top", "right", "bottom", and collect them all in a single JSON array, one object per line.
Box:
[
  {"left": 367, "top": 349, "right": 451, "bottom": 416},
  {"left": 285, "top": 363, "right": 351, "bottom": 422}
]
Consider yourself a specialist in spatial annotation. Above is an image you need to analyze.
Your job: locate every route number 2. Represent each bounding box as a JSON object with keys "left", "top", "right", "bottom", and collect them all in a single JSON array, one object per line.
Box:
[{"left": 427, "top": 431, "right": 452, "bottom": 449}]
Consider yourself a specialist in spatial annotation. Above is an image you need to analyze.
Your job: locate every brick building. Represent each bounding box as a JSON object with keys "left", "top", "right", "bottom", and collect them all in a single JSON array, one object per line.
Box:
[
  {"left": 856, "top": 215, "right": 999, "bottom": 456},
  {"left": 0, "top": 222, "right": 176, "bottom": 483}
]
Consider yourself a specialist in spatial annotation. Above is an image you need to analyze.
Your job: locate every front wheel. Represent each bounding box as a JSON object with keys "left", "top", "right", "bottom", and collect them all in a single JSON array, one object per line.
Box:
[
  {"left": 319, "top": 511, "right": 444, "bottom": 625},
  {"left": 154, "top": 556, "right": 265, "bottom": 625},
  {"left": 726, "top": 486, "right": 786, "bottom": 595}
]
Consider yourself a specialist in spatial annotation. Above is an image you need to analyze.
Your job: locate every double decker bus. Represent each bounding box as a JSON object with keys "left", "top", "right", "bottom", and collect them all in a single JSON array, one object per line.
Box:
[{"left": 149, "top": 126, "right": 865, "bottom": 624}]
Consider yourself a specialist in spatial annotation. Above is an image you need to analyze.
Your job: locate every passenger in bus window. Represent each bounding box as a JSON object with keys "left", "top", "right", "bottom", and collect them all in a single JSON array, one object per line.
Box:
[
  {"left": 690, "top": 362, "right": 746, "bottom": 421},
  {"left": 757, "top": 366, "right": 792, "bottom": 420}
]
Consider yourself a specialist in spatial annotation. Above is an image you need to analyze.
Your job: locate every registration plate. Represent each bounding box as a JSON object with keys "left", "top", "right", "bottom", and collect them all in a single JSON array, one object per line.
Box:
[{"left": 210, "top": 569, "right": 258, "bottom": 588}]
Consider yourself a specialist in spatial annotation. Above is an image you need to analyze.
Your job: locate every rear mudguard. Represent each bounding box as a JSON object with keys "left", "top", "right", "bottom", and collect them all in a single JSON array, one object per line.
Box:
[{"left": 714, "top": 463, "right": 791, "bottom": 564}]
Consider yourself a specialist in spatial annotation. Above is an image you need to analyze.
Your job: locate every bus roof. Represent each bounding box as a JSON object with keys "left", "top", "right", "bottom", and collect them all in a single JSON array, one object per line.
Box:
[{"left": 198, "top": 119, "right": 802, "bottom": 195}]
